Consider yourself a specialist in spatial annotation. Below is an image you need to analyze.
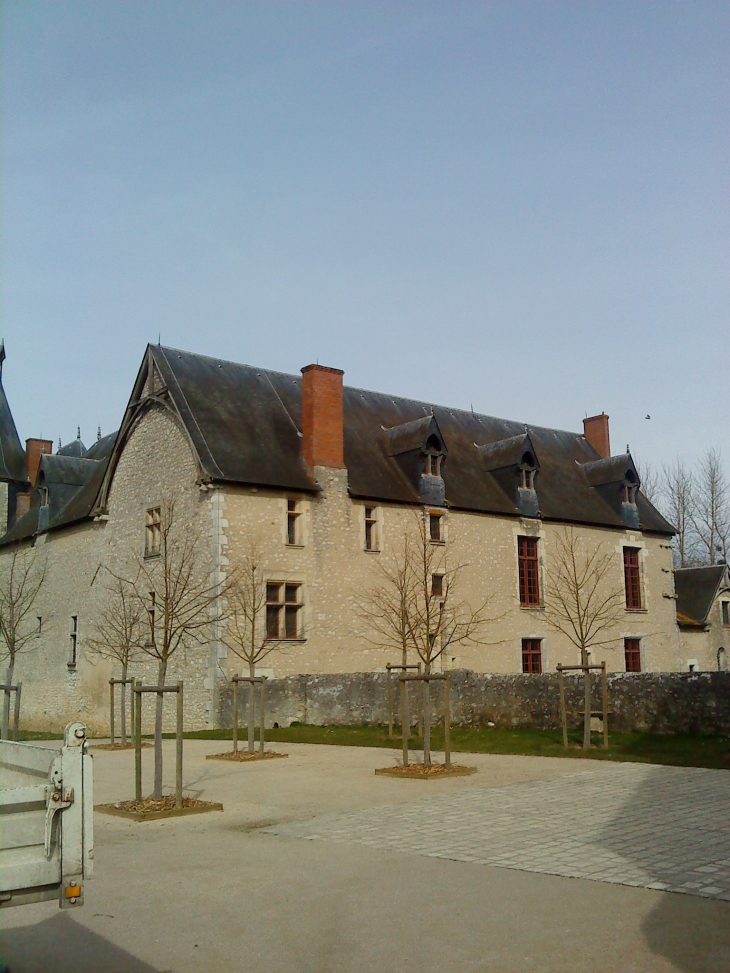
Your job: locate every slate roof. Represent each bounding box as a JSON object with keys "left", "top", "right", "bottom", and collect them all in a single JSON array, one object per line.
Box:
[
  {"left": 1, "top": 343, "right": 677, "bottom": 545},
  {"left": 58, "top": 436, "right": 88, "bottom": 458},
  {"left": 0, "top": 376, "right": 28, "bottom": 484},
  {"left": 141, "top": 346, "right": 674, "bottom": 533},
  {"left": 0, "top": 431, "right": 117, "bottom": 546},
  {"left": 674, "top": 565, "right": 730, "bottom": 627}
]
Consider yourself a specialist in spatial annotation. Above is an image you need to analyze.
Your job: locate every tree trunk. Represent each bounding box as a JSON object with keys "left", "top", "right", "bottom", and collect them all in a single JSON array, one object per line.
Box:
[
  {"left": 423, "top": 672, "right": 432, "bottom": 767},
  {"left": 248, "top": 663, "right": 256, "bottom": 753},
  {"left": 1, "top": 665, "right": 13, "bottom": 741},
  {"left": 153, "top": 658, "right": 167, "bottom": 799},
  {"left": 120, "top": 662, "right": 128, "bottom": 747}
]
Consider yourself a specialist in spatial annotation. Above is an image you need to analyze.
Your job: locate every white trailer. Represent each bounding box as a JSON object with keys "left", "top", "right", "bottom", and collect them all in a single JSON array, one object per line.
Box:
[{"left": 0, "top": 722, "right": 93, "bottom": 909}]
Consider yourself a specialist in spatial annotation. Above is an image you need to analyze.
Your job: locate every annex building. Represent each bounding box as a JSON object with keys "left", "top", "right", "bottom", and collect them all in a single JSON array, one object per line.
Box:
[{"left": 1, "top": 343, "right": 726, "bottom": 733}]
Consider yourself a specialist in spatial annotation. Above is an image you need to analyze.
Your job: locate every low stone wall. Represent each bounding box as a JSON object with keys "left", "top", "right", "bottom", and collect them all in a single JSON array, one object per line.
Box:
[{"left": 218, "top": 670, "right": 730, "bottom": 736}]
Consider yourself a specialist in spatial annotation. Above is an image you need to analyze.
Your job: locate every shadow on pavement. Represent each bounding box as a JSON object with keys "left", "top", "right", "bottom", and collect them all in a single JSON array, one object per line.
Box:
[
  {"left": 597, "top": 765, "right": 730, "bottom": 973},
  {"left": 0, "top": 912, "right": 163, "bottom": 973},
  {"left": 641, "top": 893, "right": 730, "bottom": 973}
]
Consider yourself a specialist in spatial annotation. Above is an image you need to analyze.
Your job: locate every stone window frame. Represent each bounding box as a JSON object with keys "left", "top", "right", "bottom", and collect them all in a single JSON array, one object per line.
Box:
[
  {"left": 265, "top": 581, "right": 306, "bottom": 641},
  {"left": 145, "top": 506, "right": 161, "bottom": 558},
  {"left": 621, "top": 631, "right": 647, "bottom": 672},
  {"left": 518, "top": 535, "right": 541, "bottom": 606},
  {"left": 363, "top": 505, "right": 380, "bottom": 553},
  {"left": 285, "top": 497, "right": 304, "bottom": 548},
  {"left": 623, "top": 546, "right": 644, "bottom": 611},
  {"left": 68, "top": 615, "right": 79, "bottom": 669},
  {"left": 721, "top": 600, "right": 730, "bottom": 627},
  {"left": 624, "top": 636, "right": 642, "bottom": 673},
  {"left": 429, "top": 511, "right": 446, "bottom": 545},
  {"left": 521, "top": 637, "right": 543, "bottom": 673}
]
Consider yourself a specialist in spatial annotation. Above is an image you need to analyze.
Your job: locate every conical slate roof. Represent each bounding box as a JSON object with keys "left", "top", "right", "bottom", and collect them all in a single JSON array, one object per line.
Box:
[{"left": 0, "top": 344, "right": 28, "bottom": 483}]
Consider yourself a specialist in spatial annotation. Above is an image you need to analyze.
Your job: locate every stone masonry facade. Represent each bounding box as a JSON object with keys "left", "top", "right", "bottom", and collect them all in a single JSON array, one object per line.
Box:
[{"left": 5, "top": 402, "right": 700, "bottom": 735}]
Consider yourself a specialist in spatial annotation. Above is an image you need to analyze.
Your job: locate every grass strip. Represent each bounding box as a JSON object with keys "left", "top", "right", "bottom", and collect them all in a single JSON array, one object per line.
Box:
[{"left": 165, "top": 724, "right": 730, "bottom": 771}]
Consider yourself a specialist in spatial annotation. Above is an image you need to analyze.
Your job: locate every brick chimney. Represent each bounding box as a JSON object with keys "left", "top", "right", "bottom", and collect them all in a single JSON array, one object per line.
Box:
[
  {"left": 301, "top": 365, "right": 345, "bottom": 469},
  {"left": 583, "top": 414, "right": 611, "bottom": 459},
  {"left": 26, "top": 438, "right": 53, "bottom": 487}
]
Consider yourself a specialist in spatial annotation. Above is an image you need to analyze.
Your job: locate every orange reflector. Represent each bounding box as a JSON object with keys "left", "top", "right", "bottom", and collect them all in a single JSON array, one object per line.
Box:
[{"left": 65, "top": 885, "right": 81, "bottom": 898}]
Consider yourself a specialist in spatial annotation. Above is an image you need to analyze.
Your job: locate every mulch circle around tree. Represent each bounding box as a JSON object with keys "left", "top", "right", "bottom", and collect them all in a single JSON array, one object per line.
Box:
[
  {"left": 375, "top": 764, "right": 477, "bottom": 779},
  {"left": 95, "top": 796, "right": 223, "bottom": 821},
  {"left": 205, "top": 750, "right": 289, "bottom": 762}
]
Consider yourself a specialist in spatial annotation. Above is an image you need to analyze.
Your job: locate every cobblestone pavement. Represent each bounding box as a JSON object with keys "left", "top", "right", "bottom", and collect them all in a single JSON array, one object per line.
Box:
[{"left": 265, "top": 761, "right": 730, "bottom": 900}]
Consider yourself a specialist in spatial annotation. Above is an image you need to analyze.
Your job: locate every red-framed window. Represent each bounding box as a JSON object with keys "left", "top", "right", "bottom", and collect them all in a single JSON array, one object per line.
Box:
[
  {"left": 521, "top": 639, "right": 542, "bottom": 673},
  {"left": 623, "top": 548, "right": 642, "bottom": 609},
  {"left": 624, "top": 638, "right": 641, "bottom": 672},
  {"left": 518, "top": 537, "right": 540, "bottom": 605}
]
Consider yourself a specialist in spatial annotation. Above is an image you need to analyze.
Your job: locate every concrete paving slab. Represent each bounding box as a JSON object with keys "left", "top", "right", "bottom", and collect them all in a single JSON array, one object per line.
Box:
[{"left": 0, "top": 741, "right": 728, "bottom": 973}]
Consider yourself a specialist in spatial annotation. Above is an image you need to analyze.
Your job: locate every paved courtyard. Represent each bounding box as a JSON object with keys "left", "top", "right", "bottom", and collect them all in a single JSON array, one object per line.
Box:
[
  {"left": 1, "top": 741, "right": 728, "bottom": 972},
  {"left": 266, "top": 762, "right": 730, "bottom": 900}
]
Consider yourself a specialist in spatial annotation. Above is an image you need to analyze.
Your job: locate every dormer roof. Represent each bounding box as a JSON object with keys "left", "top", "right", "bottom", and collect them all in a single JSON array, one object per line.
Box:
[
  {"left": 383, "top": 415, "right": 446, "bottom": 457},
  {"left": 580, "top": 453, "right": 637, "bottom": 487},
  {"left": 476, "top": 433, "right": 539, "bottom": 472}
]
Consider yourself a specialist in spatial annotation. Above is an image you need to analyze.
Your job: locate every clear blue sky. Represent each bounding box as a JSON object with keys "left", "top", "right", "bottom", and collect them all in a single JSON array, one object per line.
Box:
[{"left": 2, "top": 1, "right": 727, "bottom": 468}]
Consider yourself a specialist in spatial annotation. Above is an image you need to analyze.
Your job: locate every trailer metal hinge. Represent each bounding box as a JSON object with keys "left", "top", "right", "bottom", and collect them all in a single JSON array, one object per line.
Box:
[{"left": 44, "top": 784, "right": 74, "bottom": 859}]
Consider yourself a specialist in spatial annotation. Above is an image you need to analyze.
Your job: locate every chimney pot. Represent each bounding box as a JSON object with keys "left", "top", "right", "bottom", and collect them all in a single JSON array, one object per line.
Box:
[
  {"left": 25, "top": 438, "right": 53, "bottom": 487},
  {"left": 583, "top": 414, "right": 611, "bottom": 459},
  {"left": 301, "top": 364, "right": 345, "bottom": 470}
]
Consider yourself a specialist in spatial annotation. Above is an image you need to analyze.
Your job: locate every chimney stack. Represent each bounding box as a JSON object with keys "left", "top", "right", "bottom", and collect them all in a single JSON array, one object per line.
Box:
[
  {"left": 26, "top": 438, "right": 53, "bottom": 487},
  {"left": 583, "top": 414, "right": 611, "bottom": 459},
  {"left": 301, "top": 365, "right": 345, "bottom": 470}
]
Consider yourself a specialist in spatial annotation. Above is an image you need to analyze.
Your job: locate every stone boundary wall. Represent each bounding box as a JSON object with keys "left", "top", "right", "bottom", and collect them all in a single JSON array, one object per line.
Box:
[{"left": 218, "top": 670, "right": 730, "bottom": 736}]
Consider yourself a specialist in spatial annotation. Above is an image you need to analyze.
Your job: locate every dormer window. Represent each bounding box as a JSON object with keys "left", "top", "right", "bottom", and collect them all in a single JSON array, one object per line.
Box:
[
  {"left": 424, "top": 436, "right": 443, "bottom": 477},
  {"left": 518, "top": 451, "right": 537, "bottom": 490},
  {"left": 621, "top": 470, "right": 638, "bottom": 504}
]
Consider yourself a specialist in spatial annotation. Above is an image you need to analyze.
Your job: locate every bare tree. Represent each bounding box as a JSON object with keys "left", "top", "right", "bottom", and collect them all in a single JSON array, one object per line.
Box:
[
  {"left": 661, "top": 458, "right": 698, "bottom": 567},
  {"left": 357, "top": 529, "right": 415, "bottom": 669},
  {"left": 128, "top": 498, "right": 230, "bottom": 799},
  {"left": 361, "top": 510, "right": 497, "bottom": 767},
  {"left": 692, "top": 448, "right": 729, "bottom": 565},
  {"left": 543, "top": 528, "right": 625, "bottom": 747},
  {"left": 87, "top": 571, "right": 145, "bottom": 745},
  {"left": 634, "top": 457, "right": 660, "bottom": 506},
  {"left": 0, "top": 544, "right": 46, "bottom": 738},
  {"left": 223, "top": 536, "right": 285, "bottom": 752}
]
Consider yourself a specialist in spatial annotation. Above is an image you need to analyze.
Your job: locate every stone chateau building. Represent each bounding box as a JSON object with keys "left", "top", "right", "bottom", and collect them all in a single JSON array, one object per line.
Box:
[{"left": 0, "top": 343, "right": 727, "bottom": 733}]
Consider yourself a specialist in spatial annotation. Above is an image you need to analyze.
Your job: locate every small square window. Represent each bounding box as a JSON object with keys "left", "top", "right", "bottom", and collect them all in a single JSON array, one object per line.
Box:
[
  {"left": 521, "top": 638, "right": 542, "bottom": 673},
  {"left": 624, "top": 638, "right": 641, "bottom": 672}
]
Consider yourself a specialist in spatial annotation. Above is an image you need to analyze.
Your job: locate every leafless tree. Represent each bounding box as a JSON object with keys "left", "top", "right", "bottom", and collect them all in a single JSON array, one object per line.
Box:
[
  {"left": 361, "top": 510, "right": 498, "bottom": 767},
  {"left": 661, "top": 459, "right": 698, "bottom": 567},
  {"left": 0, "top": 544, "right": 46, "bottom": 738},
  {"left": 634, "top": 457, "right": 661, "bottom": 506},
  {"left": 87, "top": 571, "right": 145, "bottom": 745},
  {"left": 223, "top": 536, "right": 286, "bottom": 752},
  {"left": 125, "top": 497, "right": 231, "bottom": 799},
  {"left": 357, "top": 530, "right": 415, "bottom": 669},
  {"left": 543, "top": 528, "right": 625, "bottom": 748},
  {"left": 692, "top": 448, "right": 729, "bottom": 565}
]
